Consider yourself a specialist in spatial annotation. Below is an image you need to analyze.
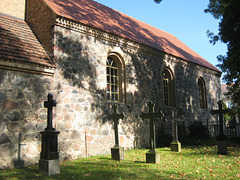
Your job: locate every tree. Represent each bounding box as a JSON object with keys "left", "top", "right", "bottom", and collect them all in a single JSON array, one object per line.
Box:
[
  {"left": 205, "top": 0, "right": 240, "bottom": 113},
  {"left": 154, "top": 0, "right": 162, "bottom": 3}
]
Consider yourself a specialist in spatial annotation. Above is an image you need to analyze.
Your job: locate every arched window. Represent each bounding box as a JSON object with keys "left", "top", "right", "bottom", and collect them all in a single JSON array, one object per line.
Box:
[
  {"left": 106, "top": 55, "right": 123, "bottom": 102},
  {"left": 163, "top": 68, "right": 175, "bottom": 106},
  {"left": 198, "top": 78, "right": 207, "bottom": 109}
]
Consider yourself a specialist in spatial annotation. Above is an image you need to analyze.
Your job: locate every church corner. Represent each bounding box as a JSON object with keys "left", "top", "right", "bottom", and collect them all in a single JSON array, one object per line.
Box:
[{"left": 0, "top": 0, "right": 221, "bottom": 169}]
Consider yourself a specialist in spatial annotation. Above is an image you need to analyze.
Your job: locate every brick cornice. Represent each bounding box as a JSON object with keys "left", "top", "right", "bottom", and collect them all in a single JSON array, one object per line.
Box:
[{"left": 55, "top": 16, "right": 144, "bottom": 51}]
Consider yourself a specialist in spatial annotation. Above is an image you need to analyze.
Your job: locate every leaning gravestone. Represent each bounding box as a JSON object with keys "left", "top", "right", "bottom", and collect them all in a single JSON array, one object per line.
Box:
[
  {"left": 107, "top": 104, "right": 125, "bottom": 161},
  {"left": 14, "top": 132, "right": 26, "bottom": 168},
  {"left": 140, "top": 101, "right": 164, "bottom": 163},
  {"left": 39, "top": 93, "right": 60, "bottom": 176},
  {"left": 211, "top": 100, "right": 229, "bottom": 155},
  {"left": 7, "top": 122, "right": 26, "bottom": 168},
  {"left": 169, "top": 108, "right": 184, "bottom": 152}
]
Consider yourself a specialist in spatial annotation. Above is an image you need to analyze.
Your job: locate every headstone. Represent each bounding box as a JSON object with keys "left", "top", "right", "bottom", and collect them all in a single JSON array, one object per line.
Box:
[
  {"left": 39, "top": 93, "right": 60, "bottom": 176},
  {"left": 107, "top": 104, "right": 125, "bottom": 161},
  {"left": 169, "top": 108, "right": 184, "bottom": 152},
  {"left": 211, "top": 100, "right": 229, "bottom": 155},
  {"left": 6, "top": 122, "right": 26, "bottom": 168},
  {"left": 140, "top": 101, "right": 164, "bottom": 163},
  {"left": 14, "top": 132, "right": 26, "bottom": 168}
]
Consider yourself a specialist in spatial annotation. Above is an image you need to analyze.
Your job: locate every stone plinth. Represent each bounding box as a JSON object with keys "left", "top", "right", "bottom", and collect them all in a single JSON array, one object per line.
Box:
[
  {"left": 39, "top": 159, "right": 60, "bottom": 176},
  {"left": 40, "top": 130, "right": 60, "bottom": 160},
  {"left": 14, "top": 159, "right": 24, "bottom": 168},
  {"left": 217, "top": 140, "right": 228, "bottom": 155},
  {"left": 111, "top": 146, "right": 124, "bottom": 161},
  {"left": 146, "top": 150, "right": 160, "bottom": 164},
  {"left": 171, "top": 140, "right": 181, "bottom": 152}
]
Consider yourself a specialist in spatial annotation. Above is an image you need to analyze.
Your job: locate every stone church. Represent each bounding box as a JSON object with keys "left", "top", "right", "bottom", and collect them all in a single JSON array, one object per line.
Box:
[{"left": 0, "top": 0, "right": 221, "bottom": 168}]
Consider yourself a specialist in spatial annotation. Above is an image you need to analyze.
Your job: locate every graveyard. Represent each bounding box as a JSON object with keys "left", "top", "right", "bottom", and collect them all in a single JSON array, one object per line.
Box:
[
  {"left": 1, "top": 94, "right": 239, "bottom": 179},
  {"left": 1, "top": 0, "right": 240, "bottom": 179},
  {"left": 1, "top": 145, "right": 240, "bottom": 179}
]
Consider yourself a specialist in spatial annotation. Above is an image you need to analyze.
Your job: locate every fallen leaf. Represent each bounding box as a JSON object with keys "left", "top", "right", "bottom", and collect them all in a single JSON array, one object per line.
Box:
[{"left": 236, "top": 173, "right": 240, "bottom": 177}]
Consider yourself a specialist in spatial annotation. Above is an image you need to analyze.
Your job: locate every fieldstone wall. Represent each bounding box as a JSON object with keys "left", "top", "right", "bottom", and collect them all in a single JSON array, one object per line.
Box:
[
  {"left": 0, "top": 70, "right": 53, "bottom": 168},
  {"left": 52, "top": 26, "right": 150, "bottom": 161},
  {"left": 0, "top": 19, "right": 221, "bottom": 169},
  {"left": 52, "top": 23, "right": 221, "bottom": 160}
]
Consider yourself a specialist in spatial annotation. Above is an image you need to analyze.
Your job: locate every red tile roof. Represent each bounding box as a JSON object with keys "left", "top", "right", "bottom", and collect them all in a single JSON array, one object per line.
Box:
[
  {"left": 0, "top": 13, "right": 56, "bottom": 68},
  {"left": 44, "top": 0, "right": 220, "bottom": 72}
]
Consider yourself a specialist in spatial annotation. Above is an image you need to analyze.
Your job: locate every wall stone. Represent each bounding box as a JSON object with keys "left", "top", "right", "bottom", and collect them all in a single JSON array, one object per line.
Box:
[
  {"left": 0, "top": 71, "right": 52, "bottom": 169},
  {"left": 0, "top": 17, "right": 221, "bottom": 169},
  {"left": 51, "top": 24, "right": 220, "bottom": 161}
]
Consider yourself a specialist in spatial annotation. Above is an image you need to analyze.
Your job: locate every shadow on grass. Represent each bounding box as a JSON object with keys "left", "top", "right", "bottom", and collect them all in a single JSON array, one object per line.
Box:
[
  {"left": 134, "top": 161, "right": 145, "bottom": 163},
  {"left": 161, "top": 149, "right": 172, "bottom": 152},
  {"left": 2, "top": 146, "right": 239, "bottom": 179},
  {"left": 98, "top": 157, "right": 112, "bottom": 160},
  {"left": 0, "top": 160, "right": 192, "bottom": 180},
  {"left": 176, "top": 145, "right": 240, "bottom": 158},
  {"left": 58, "top": 161, "right": 191, "bottom": 180}
]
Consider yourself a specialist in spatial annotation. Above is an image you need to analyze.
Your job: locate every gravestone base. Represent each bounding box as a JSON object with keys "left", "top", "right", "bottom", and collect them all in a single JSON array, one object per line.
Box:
[
  {"left": 39, "top": 159, "right": 60, "bottom": 176},
  {"left": 111, "top": 146, "right": 125, "bottom": 161},
  {"left": 146, "top": 150, "right": 160, "bottom": 164},
  {"left": 171, "top": 140, "right": 181, "bottom": 152},
  {"left": 217, "top": 140, "right": 228, "bottom": 155},
  {"left": 14, "top": 160, "right": 24, "bottom": 168}
]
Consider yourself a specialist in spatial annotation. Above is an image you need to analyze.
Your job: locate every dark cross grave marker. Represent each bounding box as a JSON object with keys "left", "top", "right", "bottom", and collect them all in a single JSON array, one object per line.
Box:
[
  {"left": 140, "top": 101, "right": 164, "bottom": 163},
  {"left": 39, "top": 93, "right": 60, "bottom": 176},
  {"left": 44, "top": 94, "right": 57, "bottom": 131},
  {"left": 107, "top": 104, "right": 125, "bottom": 161},
  {"left": 169, "top": 108, "right": 184, "bottom": 152},
  {"left": 211, "top": 100, "right": 229, "bottom": 155}
]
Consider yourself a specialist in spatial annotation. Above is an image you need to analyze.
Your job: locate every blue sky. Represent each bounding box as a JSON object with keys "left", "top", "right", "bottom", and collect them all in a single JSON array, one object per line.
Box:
[{"left": 94, "top": 0, "right": 227, "bottom": 71}]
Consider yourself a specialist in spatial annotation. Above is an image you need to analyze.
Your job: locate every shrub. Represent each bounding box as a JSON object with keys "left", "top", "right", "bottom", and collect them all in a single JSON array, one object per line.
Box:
[{"left": 186, "top": 121, "right": 210, "bottom": 145}]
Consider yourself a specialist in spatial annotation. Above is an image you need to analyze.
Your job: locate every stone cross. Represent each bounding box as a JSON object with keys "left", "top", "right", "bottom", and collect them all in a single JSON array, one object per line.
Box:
[
  {"left": 168, "top": 108, "right": 184, "bottom": 152},
  {"left": 170, "top": 109, "right": 184, "bottom": 142},
  {"left": 211, "top": 100, "right": 229, "bottom": 140},
  {"left": 107, "top": 104, "right": 124, "bottom": 147},
  {"left": 44, "top": 93, "right": 57, "bottom": 131},
  {"left": 140, "top": 102, "right": 164, "bottom": 151}
]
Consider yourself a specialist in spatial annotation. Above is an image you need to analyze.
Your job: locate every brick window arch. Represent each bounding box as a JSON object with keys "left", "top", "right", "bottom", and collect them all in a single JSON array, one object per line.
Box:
[
  {"left": 198, "top": 77, "right": 207, "bottom": 109},
  {"left": 163, "top": 68, "right": 175, "bottom": 106}
]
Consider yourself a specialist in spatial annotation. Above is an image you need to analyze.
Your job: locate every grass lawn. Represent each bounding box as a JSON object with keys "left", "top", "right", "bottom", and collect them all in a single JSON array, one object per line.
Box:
[{"left": 0, "top": 146, "right": 240, "bottom": 179}]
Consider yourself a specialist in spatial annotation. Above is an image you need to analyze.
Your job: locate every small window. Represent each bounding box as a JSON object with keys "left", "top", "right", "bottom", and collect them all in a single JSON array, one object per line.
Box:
[
  {"left": 106, "top": 57, "right": 119, "bottom": 102},
  {"left": 163, "top": 68, "right": 175, "bottom": 106},
  {"left": 198, "top": 78, "right": 207, "bottom": 109}
]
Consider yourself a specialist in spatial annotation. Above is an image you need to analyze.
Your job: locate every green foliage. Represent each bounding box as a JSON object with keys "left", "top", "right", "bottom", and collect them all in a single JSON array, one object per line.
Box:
[
  {"left": 222, "top": 102, "right": 231, "bottom": 123},
  {"left": 156, "top": 133, "right": 172, "bottom": 147},
  {"left": 187, "top": 121, "right": 210, "bottom": 145},
  {"left": 205, "top": 0, "right": 240, "bottom": 110},
  {"left": 1, "top": 146, "right": 240, "bottom": 179},
  {"left": 154, "top": 0, "right": 163, "bottom": 4},
  {"left": 157, "top": 122, "right": 211, "bottom": 146}
]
